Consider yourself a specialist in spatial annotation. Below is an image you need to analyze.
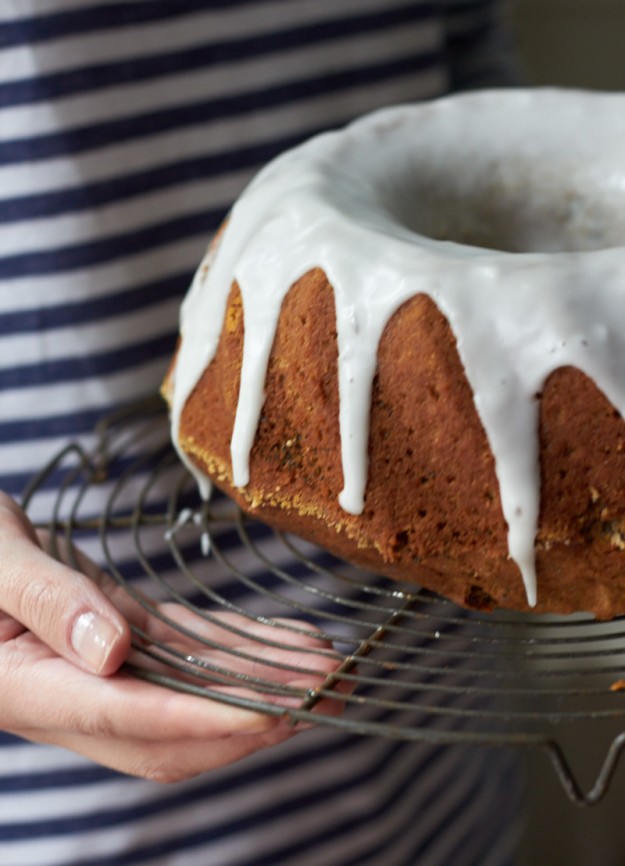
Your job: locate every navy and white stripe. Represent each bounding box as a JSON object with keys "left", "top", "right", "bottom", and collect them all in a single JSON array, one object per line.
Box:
[{"left": 0, "top": 2, "right": 522, "bottom": 864}]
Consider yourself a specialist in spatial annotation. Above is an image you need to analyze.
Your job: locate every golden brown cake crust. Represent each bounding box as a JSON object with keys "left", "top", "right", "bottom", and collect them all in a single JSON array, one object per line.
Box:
[{"left": 164, "top": 267, "right": 625, "bottom": 619}]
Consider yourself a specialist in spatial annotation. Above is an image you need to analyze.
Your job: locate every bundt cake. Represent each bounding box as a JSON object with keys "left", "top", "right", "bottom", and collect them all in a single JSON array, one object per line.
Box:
[{"left": 163, "top": 88, "right": 625, "bottom": 618}]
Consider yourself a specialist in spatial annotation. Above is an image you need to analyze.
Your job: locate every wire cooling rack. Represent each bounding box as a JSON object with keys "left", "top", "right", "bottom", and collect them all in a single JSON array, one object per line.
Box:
[{"left": 21, "top": 395, "right": 625, "bottom": 805}]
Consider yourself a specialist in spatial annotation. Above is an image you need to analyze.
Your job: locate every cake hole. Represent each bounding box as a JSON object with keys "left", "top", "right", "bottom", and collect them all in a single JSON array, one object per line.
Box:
[
  {"left": 392, "top": 530, "right": 410, "bottom": 551},
  {"left": 382, "top": 162, "right": 625, "bottom": 254},
  {"left": 464, "top": 584, "right": 496, "bottom": 610}
]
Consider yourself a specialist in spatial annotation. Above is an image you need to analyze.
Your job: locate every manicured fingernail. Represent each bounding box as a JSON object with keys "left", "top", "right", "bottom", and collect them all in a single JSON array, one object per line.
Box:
[{"left": 71, "top": 611, "right": 121, "bottom": 674}]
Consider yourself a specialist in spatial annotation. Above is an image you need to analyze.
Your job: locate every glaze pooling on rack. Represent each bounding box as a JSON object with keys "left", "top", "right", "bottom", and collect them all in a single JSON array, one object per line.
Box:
[{"left": 170, "top": 88, "right": 625, "bottom": 608}]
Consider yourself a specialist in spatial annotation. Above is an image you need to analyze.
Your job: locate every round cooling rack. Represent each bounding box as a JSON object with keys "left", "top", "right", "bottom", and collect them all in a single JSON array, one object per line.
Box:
[{"left": 21, "top": 395, "right": 625, "bottom": 806}]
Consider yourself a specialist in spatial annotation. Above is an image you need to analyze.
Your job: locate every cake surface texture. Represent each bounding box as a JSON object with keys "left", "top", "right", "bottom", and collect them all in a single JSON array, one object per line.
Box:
[{"left": 164, "top": 88, "right": 625, "bottom": 618}]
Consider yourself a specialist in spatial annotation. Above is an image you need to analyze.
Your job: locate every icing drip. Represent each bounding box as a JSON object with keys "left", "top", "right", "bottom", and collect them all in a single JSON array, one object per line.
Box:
[{"left": 171, "top": 88, "right": 625, "bottom": 608}]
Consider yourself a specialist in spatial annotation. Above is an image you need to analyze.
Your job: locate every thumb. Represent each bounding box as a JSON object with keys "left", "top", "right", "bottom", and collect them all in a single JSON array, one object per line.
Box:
[{"left": 0, "top": 495, "right": 130, "bottom": 675}]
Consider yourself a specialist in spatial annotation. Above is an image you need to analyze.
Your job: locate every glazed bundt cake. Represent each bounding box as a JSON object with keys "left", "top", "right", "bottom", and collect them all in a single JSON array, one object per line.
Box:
[{"left": 163, "top": 88, "right": 625, "bottom": 618}]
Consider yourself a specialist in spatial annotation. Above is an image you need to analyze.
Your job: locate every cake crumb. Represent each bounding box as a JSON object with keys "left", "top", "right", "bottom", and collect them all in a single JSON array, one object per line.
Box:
[{"left": 610, "top": 532, "right": 625, "bottom": 551}]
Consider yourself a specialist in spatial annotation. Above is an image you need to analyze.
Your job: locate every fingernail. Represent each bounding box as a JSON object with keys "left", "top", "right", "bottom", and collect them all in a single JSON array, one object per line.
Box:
[{"left": 71, "top": 611, "right": 121, "bottom": 674}]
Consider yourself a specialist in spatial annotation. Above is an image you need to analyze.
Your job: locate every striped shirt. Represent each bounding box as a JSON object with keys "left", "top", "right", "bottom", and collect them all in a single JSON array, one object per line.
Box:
[{"left": 0, "top": 2, "right": 522, "bottom": 864}]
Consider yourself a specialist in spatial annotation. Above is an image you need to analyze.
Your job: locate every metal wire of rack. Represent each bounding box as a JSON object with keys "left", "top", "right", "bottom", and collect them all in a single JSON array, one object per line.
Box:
[{"left": 21, "top": 395, "right": 625, "bottom": 806}]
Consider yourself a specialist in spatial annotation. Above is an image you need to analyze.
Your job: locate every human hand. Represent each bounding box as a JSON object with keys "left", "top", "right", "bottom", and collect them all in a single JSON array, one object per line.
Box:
[{"left": 0, "top": 493, "right": 341, "bottom": 782}]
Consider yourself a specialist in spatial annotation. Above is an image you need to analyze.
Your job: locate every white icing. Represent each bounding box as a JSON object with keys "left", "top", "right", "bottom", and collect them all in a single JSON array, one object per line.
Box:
[{"left": 170, "top": 88, "right": 625, "bottom": 608}]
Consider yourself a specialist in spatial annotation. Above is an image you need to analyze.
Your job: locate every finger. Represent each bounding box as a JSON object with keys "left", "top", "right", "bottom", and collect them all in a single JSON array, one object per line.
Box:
[
  {"left": 0, "top": 492, "right": 41, "bottom": 546},
  {"left": 126, "top": 633, "right": 352, "bottom": 725},
  {"left": 36, "top": 723, "right": 296, "bottom": 782},
  {"left": 135, "top": 635, "right": 339, "bottom": 680},
  {"left": 1, "top": 641, "right": 279, "bottom": 743},
  {"left": 0, "top": 494, "right": 130, "bottom": 675},
  {"left": 149, "top": 605, "right": 339, "bottom": 658},
  {"left": 136, "top": 616, "right": 341, "bottom": 695},
  {"left": 151, "top": 606, "right": 332, "bottom": 649},
  {"left": 37, "top": 526, "right": 154, "bottom": 628},
  {"left": 0, "top": 610, "right": 25, "bottom": 642}
]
